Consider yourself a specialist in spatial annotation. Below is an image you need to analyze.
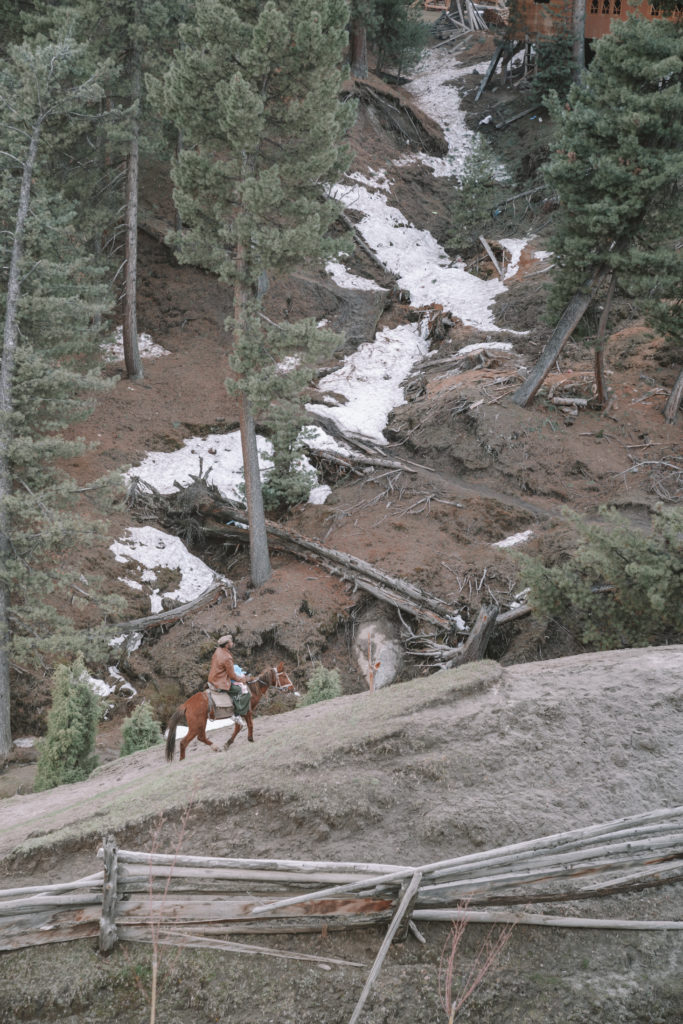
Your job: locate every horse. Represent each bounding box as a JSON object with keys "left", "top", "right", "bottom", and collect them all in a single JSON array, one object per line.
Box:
[{"left": 165, "top": 663, "right": 295, "bottom": 762}]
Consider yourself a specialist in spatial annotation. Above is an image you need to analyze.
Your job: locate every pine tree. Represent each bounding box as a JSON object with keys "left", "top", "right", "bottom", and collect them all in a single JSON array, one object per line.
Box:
[
  {"left": 520, "top": 506, "right": 683, "bottom": 650},
  {"left": 158, "top": 0, "right": 355, "bottom": 586},
  {"left": 120, "top": 702, "right": 163, "bottom": 756},
  {"left": 369, "top": 0, "right": 430, "bottom": 81},
  {"left": 27, "top": 0, "right": 191, "bottom": 381},
  {"left": 447, "top": 137, "right": 500, "bottom": 258},
  {"left": 0, "top": 36, "right": 123, "bottom": 761},
  {"left": 543, "top": 17, "right": 683, "bottom": 413},
  {"left": 34, "top": 654, "right": 99, "bottom": 790}
]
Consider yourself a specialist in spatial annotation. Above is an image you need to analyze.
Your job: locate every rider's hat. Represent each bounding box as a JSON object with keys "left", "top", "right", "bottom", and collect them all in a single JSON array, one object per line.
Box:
[{"left": 217, "top": 634, "right": 233, "bottom": 646}]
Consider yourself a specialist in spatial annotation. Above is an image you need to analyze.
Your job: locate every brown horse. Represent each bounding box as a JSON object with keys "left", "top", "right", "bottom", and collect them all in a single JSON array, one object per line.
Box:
[{"left": 165, "top": 663, "right": 294, "bottom": 762}]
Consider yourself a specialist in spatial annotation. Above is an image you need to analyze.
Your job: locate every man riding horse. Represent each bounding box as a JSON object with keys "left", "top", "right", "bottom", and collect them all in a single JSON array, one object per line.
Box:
[{"left": 208, "top": 634, "right": 251, "bottom": 724}]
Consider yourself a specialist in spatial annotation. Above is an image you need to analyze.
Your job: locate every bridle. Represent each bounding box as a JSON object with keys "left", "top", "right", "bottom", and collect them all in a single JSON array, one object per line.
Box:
[
  {"left": 272, "top": 665, "right": 295, "bottom": 692},
  {"left": 250, "top": 666, "right": 294, "bottom": 693}
]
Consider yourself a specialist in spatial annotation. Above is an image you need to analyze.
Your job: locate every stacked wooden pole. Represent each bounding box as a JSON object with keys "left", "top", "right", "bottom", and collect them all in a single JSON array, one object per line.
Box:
[{"left": 1, "top": 808, "right": 681, "bottom": 962}]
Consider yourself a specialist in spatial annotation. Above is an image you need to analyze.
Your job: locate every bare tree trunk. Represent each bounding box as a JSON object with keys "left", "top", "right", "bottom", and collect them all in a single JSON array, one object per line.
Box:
[
  {"left": 238, "top": 392, "right": 272, "bottom": 587},
  {"left": 593, "top": 272, "right": 616, "bottom": 409},
  {"left": 512, "top": 265, "right": 607, "bottom": 407},
  {"left": 664, "top": 368, "right": 683, "bottom": 424},
  {"left": 233, "top": 222, "right": 271, "bottom": 587},
  {"left": 122, "top": 28, "right": 143, "bottom": 382},
  {"left": 572, "top": 0, "right": 586, "bottom": 81},
  {"left": 349, "top": 19, "right": 368, "bottom": 80},
  {"left": 0, "top": 125, "right": 42, "bottom": 761}
]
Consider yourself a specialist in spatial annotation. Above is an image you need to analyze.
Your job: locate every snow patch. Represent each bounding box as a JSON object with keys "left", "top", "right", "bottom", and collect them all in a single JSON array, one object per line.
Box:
[
  {"left": 307, "top": 322, "right": 430, "bottom": 444},
  {"left": 326, "top": 260, "right": 384, "bottom": 292},
  {"left": 493, "top": 530, "right": 534, "bottom": 549},
  {"left": 110, "top": 526, "right": 219, "bottom": 611},
  {"left": 103, "top": 326, "right": 170, "bottom": 362}
]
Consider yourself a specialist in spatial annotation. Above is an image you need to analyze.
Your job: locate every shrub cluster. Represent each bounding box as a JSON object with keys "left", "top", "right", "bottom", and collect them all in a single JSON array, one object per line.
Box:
[
  {"left": 120, "top": 703, "right": 163, "bottom": 757},
  {"left": 520, "top": 505, "right": 683, "bottom": 650},
  {"left": 299, "top": 664, "right": 343, "bottom": 706}
]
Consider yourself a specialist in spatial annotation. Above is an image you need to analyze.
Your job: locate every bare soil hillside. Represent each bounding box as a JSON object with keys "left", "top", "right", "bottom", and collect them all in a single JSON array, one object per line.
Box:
[{"left": 1, "top": 649, "right": 682, "bottom": 1023}]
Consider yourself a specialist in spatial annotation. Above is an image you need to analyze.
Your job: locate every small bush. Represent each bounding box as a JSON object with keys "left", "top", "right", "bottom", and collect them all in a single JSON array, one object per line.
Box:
[
  {"left": 447, "top": 138, "right": 501, "bottom": 258},
  {"left": 120, "top": 703, "right": 164, "bottom": 756},
  {"left": 299, "top": 664, "right": 343, "bottom": 706},
  {"left": 34, "top": 654, "right": 99, "bottom": 791},
  {"left": 520, "top": 505, "right": 683, "bottom": 650}
]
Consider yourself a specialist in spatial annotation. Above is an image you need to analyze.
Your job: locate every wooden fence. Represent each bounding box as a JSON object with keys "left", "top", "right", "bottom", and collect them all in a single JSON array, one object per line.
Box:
[{"left": 2, "top": 807, "right": 682, "bottom": 1018}]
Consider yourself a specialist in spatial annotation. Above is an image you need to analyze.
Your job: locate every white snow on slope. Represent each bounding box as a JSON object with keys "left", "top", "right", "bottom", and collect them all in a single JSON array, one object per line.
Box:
[
  {"left": 111, "top": 526, "right": 220, "bottom": 613},
  {"left": 307, "top": 322, "right": 430, "bottom": 444}
]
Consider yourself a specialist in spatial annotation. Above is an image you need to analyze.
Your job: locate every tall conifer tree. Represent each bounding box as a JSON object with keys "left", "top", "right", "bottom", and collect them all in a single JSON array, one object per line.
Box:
[
  {"left": 0, "top": 37, "right": 122, "bottom": 760},
  {"left": 159, "top": 0, "right": 355, "bottom": 585},
  {"left": 27, "top": 0, "right": 191, "bottom": 381},
  {"left": 543, "top": 17, "right": 682, "bottom": 414}
]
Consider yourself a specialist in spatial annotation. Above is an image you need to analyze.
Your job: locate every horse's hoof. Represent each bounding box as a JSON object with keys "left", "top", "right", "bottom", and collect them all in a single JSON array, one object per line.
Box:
[
  {"left": 211, "top": 744, "right": 221, "bottom": 752},
  {"left": 248, "top": 736, "right": 254, "bottom": 743}
]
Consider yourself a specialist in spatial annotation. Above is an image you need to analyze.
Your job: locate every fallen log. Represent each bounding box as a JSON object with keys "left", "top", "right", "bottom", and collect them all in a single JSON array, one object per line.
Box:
[
  {"left": 109, "top": 578, "right": 236, "bottom": 635},
  {"left": 152, "top": 480, "right": 464, "bottom": 632},
  {"left": 337, "top": 210, "right": 392, "bottom": 278},
  {"left": 512, "top": 264, "right": 609, "bottom": 407}
]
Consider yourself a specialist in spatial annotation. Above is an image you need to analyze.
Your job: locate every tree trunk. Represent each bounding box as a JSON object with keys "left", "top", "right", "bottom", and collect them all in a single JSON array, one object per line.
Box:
[
  {"left": 593, "top": 272, "right": 616, "bottom": 409},
  {"left": 663, "top": 367, "right": 683, "bottom": 424},
  {"left": 122, "top": 31, "right": 143, "bottom": 382},
  {"left": 0, "top": 125, "right": 42, "bottom": 761},
  {"left": 572, "top": 0, "right": 586, "bottom": 81},
  {"left": 238, "top": 392, "right": 272, "bottom": 587},
  {"left": 349, "top": 19, "right": 368, "bottom": 80},
  {"left": 512, "top": 265, "right": 607, "bottom": 407}
]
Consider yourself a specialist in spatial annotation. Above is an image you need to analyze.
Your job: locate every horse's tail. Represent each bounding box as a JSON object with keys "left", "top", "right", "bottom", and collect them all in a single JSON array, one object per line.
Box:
[{"left": 165, "top": 705, "right": 185, "bottom": 762}]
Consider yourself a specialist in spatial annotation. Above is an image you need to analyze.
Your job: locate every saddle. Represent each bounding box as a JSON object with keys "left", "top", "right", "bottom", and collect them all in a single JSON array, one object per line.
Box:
[{"left": 206, "top": 682, "right": 251, "bottom": 719}]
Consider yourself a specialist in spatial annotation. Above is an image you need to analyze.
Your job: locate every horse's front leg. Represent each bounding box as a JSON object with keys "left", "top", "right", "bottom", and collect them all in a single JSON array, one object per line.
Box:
[
  {"left": 246, "top": 711, "right": 254, "bottom": 743},
  {"left": 224, "top": 720, "right": 241, "bottom": 750}
]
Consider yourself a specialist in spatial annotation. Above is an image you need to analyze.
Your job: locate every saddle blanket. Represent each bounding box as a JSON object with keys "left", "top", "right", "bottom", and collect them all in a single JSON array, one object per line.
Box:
[{"left": 207, "top": 689, "right": 234, "bottom": 711}]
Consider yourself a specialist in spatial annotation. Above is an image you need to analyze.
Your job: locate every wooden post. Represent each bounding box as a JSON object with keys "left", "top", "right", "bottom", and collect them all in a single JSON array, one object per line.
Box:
[
  {"left": 99, "top": 835, "right": 119, "bottom": 953},
  {"left": 348, "top": 871, "right": 423, "bottom": 1024},
  {"left": 447, "top": 603, "right": 499, "bottom": 668}
]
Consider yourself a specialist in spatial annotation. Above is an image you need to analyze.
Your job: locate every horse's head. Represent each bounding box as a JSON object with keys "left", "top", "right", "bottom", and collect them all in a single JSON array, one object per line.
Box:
[{"left": 273, "top": 662, "right": 295, "bottom": 692}]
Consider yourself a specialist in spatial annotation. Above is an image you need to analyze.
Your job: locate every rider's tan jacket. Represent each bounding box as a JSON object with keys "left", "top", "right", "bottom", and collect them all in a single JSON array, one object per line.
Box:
[{"left": 208, "top": 647, "right": 243, "bottom": 692}]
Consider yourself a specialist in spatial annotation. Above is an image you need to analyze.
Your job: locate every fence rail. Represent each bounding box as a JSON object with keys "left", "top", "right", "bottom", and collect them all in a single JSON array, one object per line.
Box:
[{"left": 1, "top": 806, "right": 682, "bottom": 959}]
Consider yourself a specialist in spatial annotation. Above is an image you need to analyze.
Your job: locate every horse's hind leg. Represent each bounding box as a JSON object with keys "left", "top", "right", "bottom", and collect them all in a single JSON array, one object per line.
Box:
[
  {"left": 246, "top": 711, "right": 254, "bottom": 743},
  {"left": 196, "top": 723, "right": 220, "bottom": 752}
]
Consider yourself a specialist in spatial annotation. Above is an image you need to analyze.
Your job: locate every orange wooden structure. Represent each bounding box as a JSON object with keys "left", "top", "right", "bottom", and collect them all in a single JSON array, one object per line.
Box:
[{"left": 508, "top": 0, "right": 677, "bottom": 41}]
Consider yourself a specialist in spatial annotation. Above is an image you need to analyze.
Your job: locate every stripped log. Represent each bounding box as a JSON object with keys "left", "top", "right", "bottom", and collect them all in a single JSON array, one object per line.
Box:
[
  {"left": 112, "top": 849, "right": 406, "bottom": 875},
  {"left": 414, "top": 909, "right": 683, "bottom": 931},
  {"left": 118, "top": 927, "right": 367, "bottom": 966},
  {"left": 348, "top": 872, "right": 423, "bottom": 1024}
]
